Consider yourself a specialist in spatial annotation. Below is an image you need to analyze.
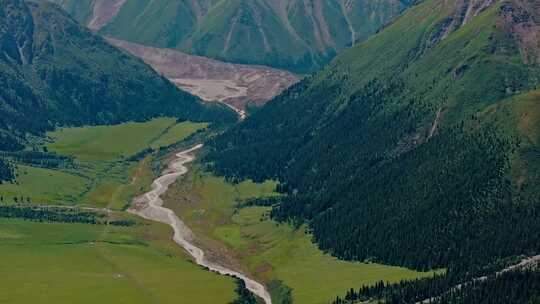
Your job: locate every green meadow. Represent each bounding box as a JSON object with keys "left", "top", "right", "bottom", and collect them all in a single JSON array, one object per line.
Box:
[
  {"left": 0, "top": 164, "right": 87, "bottom": 204},
  {"left": 46, "top": 118, "right": 207, "bottom": 161},
  {"left": 0, "top": 118, "right": 240, "bottom": 304},
  {"left": 0, "top": 118, "right": 208, "bottom": 208},
  {"left": 0, "top": 219, "right": 236, "bottom": 304},
  {"left": 164, "top": 169, "right": 439, "bottom": 304}
]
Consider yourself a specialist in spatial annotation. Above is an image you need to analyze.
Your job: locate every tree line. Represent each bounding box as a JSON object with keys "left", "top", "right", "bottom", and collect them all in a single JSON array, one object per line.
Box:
[
  {"left": 331, "top": 268, "right": 540, "bottom": 304},
  {"left": 0, "top": 158, "right": 14, "bottom": 183},
  {"left": 0, "top": 150, "right": 73, "bottom": 169},
  {"left": 0, "top": 205, "right": 135, "bottom": 226}
]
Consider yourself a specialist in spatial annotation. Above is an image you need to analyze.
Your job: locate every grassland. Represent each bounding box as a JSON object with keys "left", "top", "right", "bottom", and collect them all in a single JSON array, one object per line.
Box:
[
  {"left": 164, "top": 168, "right": 438, "bottom": 304},
  {"left": 0, "top": 218, "right": 237, "bottom": 304},
  {"left": 0, "top": 165, "right": 87, "bottom": 204},
  {"left": 0, "top": 118, "right": 208, "bottom": 208},
  {"left": 0, "top": 118, "right": 242, "bottom": 304},
  {"left": 46, "top": 118, "right": 208, "bottom": 161}
]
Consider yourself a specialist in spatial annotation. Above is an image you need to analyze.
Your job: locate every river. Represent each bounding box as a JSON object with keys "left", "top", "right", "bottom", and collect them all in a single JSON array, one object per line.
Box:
[{"left": 128, "top": 144, "right": 272, "bottom": 304}]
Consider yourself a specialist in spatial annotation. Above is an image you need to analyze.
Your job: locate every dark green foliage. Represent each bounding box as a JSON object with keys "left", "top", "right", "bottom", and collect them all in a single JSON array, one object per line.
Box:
[
  {"left": 230, "top": 279, "right": 260, "bottom": 304},
  {"left": 236, "top": 196, "right": 282, "bottom": 209},
  {"left": 0, "top": 205, "right": 100, "bottom": 224},
  {"left": 278, "top": 126, "right": 538, "bottom": 270},
  {"left": 267, "top": 280, "right": 293, "bottom": 304},
  {"left": 0, "top": 158, "right": 14, "bottom": 182},
  {"left": 207, "top": 0, "right": 540, "bottom": 271},
  {"left": 125, "top": 147, "right": 154, "bottom": 162},
  {"left": 0, "top": 150, "right": 73, "bottom": 169},
  {"left": 0, "top": 204, "right": 135, "bottom": 226},
  {"left": 0, "top": 0, "right": 234, "bottom": 151},
  {"left": 435, "top": 270, "right": 540, "bottom": 304},
  {"left": 0, "top": 133, "right": 23, "bottom": 151},
  {"left": 108, "top": 219, "right": 136, "bottom": 227},
  {"left": 331, "top": 269, "right": 540, "bottom": 304}
]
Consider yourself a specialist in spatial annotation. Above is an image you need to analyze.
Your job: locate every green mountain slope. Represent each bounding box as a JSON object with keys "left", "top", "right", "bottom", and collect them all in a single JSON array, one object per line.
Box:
[
  {"left": 50, "top": 0, "right": 411, "bottom": 73},
  {"left": 0, "top": 0, "right": 233, "bottom": 153},
  {"left": 208, "top": 0, "right": 540, "bottom": 271}
]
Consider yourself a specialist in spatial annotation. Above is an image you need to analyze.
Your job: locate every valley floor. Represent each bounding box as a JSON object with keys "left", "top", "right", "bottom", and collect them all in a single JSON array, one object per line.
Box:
[
  {"left": 163, "top": 167, "right": 438, "bottom": 304},
  {"left": 0, "top": 219, "right": 237, "bottom": 304},
  {"left": 0, "top": 118, "right": 437, "bottom": 303}
]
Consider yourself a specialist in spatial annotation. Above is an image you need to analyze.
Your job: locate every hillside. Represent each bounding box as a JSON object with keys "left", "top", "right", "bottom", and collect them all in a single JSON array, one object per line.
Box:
[
  {"left": 0, "top": 0, "right": 233, "bottom": 156},
  {"left": 208, "top": 0, "right": 540, "bottom": 273},
  {"left": 49, "top": 0, "right": 411, "bottom": 73}
]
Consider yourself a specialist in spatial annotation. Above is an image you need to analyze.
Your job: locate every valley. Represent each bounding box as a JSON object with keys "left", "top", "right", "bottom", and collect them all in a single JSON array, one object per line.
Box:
[
  {"left": 162, "top": 166, "right": 437, "bottom": 303},
  {"left": 0, "top": 120, "right": 238, "bottom": 304},
  {"left": 52, "top": 0, "right": 411, "bottom": 73},
  {"left": 1, "top": 0, "right": 539, "bottom": 303},
  {"left": 0, "top": 118, "right": 434, "bottom": 304},
  {"left": 128, "top": 145, "right": 273, "bottom": 304}
]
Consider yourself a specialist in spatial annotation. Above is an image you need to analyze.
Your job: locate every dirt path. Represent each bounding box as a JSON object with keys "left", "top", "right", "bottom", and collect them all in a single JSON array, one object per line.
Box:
[{"left": 128, "top": 144, "right": 271, "bottom": 304}]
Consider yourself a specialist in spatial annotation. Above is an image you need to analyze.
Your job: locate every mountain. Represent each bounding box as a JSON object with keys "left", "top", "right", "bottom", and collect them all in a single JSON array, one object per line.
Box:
[
  {"left": 48, "top": 0, "right": 412, "bottom": 73},
  {"left": 0, "top": 0, "right": 234, "bottom": 154},
  {"left": 207, "top": 0, "right": 540, "bottom": 271}
]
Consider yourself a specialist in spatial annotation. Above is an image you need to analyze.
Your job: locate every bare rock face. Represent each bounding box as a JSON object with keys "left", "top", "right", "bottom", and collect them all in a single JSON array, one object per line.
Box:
[{"left": 107, "top": 38, "right": 299, "bottom": 110}]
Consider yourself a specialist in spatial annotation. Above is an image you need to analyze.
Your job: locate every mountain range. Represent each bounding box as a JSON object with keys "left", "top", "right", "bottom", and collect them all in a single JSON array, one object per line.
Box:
[
  {"left": 1, "top": 0, "right": 539, "bottom": 302},
  {"left": 49, "top": 0, "right": 412, "bottom": 73}
]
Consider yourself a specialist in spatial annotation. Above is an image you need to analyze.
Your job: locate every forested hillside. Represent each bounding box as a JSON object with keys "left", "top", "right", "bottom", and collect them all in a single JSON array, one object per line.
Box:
[
  {"left": 0, "top": 158, "right": 14, "bottom": 182},
  {"left": 0, "top": 0, "right": 234, "bottom": 152},
  {"left": 49, "top": 0, "right": 411, "bottom": 73},
  {"left": 333, "top": 267, "right": 540, "bottom": 304},
  {"left": 208, "top": 0, "right": 540, "bottom": 274}
]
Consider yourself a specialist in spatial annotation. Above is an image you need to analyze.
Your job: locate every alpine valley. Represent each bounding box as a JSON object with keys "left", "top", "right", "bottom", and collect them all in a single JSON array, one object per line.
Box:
[{"left": 0, "top": 0, "right": 538, "bottom": 304}]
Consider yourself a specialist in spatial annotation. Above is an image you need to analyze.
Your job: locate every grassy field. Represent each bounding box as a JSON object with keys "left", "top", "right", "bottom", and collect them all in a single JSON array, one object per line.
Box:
[
  {"left": 0, "top": 218, "right": 236, "bottom": 304},
  {"left": 0, "top": 165, "right": 87, "bottom": 204},
  {"left": 164, "top": 168, "right": 439, "bottom": 304},
  {"left": 0, "top": 118, "right": 208, "bottom": 208},
  {"left": 0, "top": 118, "right": 242, "bottom": 304},
  {"left": 46, "top": 118, "right": 208, "bottom": 161}
]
